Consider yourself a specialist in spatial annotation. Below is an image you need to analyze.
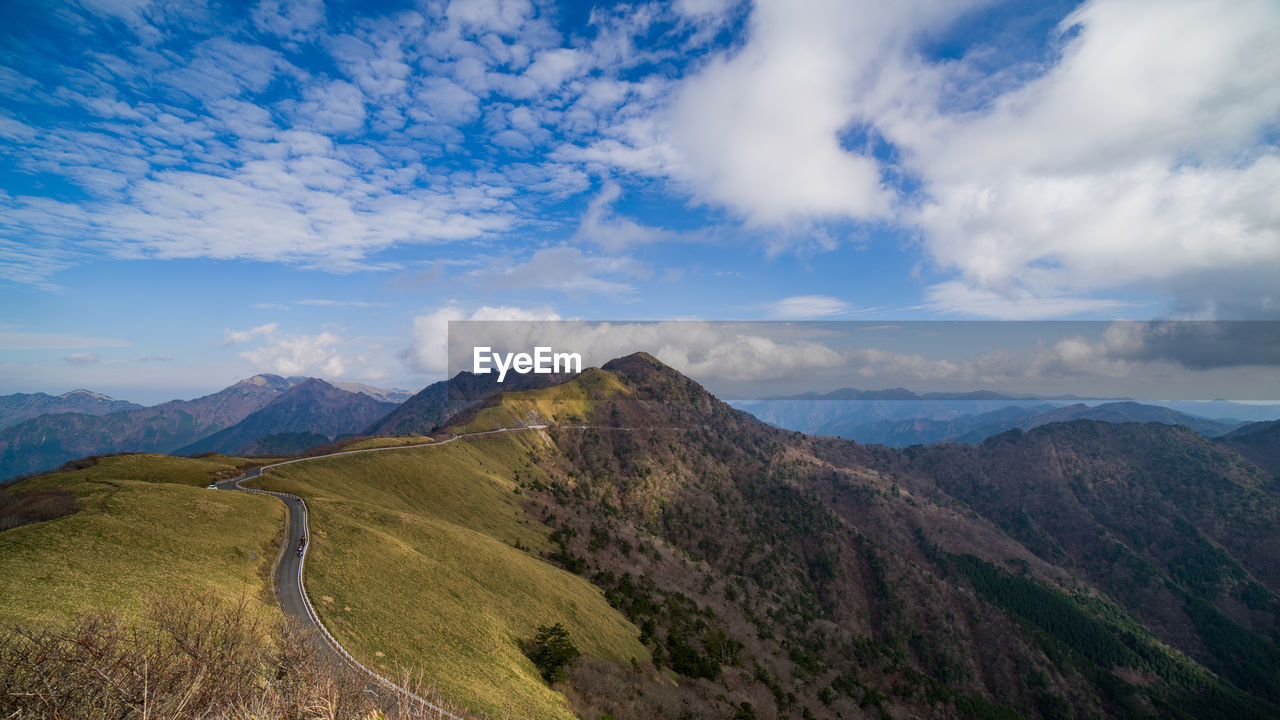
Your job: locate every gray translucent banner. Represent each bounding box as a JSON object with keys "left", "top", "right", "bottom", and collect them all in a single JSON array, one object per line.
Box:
[{"left": 448, "top": 320, "right": 1280, "bottom": 405}]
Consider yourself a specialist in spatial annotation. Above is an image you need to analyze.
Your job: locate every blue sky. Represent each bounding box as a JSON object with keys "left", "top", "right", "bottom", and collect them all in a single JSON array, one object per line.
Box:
[{"left": 2, "top": 0, "right": 1278, "bottom": 403}]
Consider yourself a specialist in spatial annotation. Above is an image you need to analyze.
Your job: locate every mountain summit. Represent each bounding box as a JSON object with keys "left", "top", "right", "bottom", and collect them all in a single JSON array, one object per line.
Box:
[
  {"left": 0, "top": 375, "right": 403, "bottom": 479},
  {"left": 420, "top": 355, "right": 1280, "bottom": 718},
  {"left": 177, "top": 379, "right": 399, "bottom": 456}
]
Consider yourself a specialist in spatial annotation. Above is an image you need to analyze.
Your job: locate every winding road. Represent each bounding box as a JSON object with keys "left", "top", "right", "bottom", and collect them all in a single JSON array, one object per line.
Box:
[
  {"left": 215, "top": 423, "right": 671, "bottom": 716},
  {"left": 217, "top": 426, "right": 547, "bottom": 718}
]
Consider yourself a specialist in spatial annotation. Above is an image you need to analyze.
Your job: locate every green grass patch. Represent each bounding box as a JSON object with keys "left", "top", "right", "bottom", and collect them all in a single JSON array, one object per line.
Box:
[
  {"left": 456, "top": 368, "right": 629, "bottom": 433},
  {"left": 33, "top": 453, "right": 253, "bottom": 487},
  {"left": 0, "top": 455, "right": 283, "bottom": 628},
  {"left": 339, "top": 435, "right": 435, "bottom": 451},
  {"left": 252, "top": 433, "right": 650, "bottom": 719}
]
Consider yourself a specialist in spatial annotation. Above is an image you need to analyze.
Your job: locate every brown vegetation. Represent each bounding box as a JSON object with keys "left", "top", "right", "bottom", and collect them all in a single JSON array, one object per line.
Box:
[
  {"left": 0, "top": 594, "right": 465, "bottom": 720},
  {"left": 0, "top": 488, "right": 79, "bottom": 531}
]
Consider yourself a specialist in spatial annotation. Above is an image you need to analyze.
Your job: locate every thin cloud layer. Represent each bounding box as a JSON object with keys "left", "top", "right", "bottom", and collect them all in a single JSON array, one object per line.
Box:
[{"left": 447, "top": 320, "right": 1280, "bottom": 399}]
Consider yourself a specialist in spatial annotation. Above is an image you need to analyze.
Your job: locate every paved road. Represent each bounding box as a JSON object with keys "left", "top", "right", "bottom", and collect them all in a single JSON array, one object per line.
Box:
[
  {"left": 216, "top": 468, "right": 309, "bottom": 622},
  {"left": 215, "top": 429, "right": 559, "bottom": 718},
  {"left": 212, "top": 423, "right": 667, "bottom": 716}
]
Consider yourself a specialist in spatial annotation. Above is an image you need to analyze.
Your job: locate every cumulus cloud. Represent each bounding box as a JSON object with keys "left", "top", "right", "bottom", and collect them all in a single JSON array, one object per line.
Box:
[
  {"left": 570, "top": 0, "right": 1280, "bottom": 317},
  {"left": 903, "top": 0, "right": 1280, "bottom": 317},
  {"left": 10, "top": 0, "right": 1277, "bottom": 323},
  {"left": 1027, "top": 321, "right": 1280, "bottom": 376},
  {"left": 409, "top": 304, "right": 563, "bottom": 374},
  {"left": 223, "top": 323, "right": 279, "bottom": 345},
  {"left": 239, "top": 330, "right": 348, "bottom": 377},
  {"left": 663, "top": 0, "right": 914, "bottom": 225}
]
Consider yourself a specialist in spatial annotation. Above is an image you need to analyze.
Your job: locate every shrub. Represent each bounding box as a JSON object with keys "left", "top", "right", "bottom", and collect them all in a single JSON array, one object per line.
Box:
[{"left": 525, "top": 623, "right": 580, "bottom": 684}]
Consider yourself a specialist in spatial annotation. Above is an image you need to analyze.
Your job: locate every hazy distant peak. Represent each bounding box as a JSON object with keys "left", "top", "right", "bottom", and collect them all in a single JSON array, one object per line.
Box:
[
  {"left": 331, "top": 381, "right": 412, "bottom": 404},
  {"left": 233, "top": 374, "right": 305, "bottom": 392},
  {"left": 60, "top": 389, "right": 113, "bottom": 401}
]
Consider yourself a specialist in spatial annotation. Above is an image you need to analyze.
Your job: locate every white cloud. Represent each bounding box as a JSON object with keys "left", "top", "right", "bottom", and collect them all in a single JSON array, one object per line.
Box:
[
  {"left": 295, "top": 80, "right": 367, "bottom": 134},
  {"left": 253, "top": 0, "right": 325, "bottom": 40},
  {"left": 475, "top": 246, "right": 649, "bottom": 295},
  {"left": 409, "top": 303, "right": 562, "bottom": 374},
  {"left": 768, "top": 295, "right": 852, "bottom": 320},
  {"left": 239, "top": 330, "right": 348, "bottom": 377},
  {"left": 675, "top": 0, "right": 736, "bottom": 19},
  {"left": 903, "top": 0, "right": 1280, "bottom": 317},
  {"left": 65, "top": 352, "right": 102, "bottom": 365},
  {"left": 561, "top": 0, "right": 1279, "bottom": 317},
  {"left": 664, "top": 0, "right": 912, "bottom": 226},
  {"left": 521, "top": 48, "right": 586, "bottom": 92},
  {"left": 572, "top": 182, "right": 683, "bottom": 251},
  {"left": 415, "top": 77, "right": 482, "bottom": 125},
  {"left": 223, "top": 322, "right": 279, "bottom": 345},
  {"left": 12, "top": 0, "right": 1277, "bottom": 323},
  {"left": 446, "top": 0, "right": 534, "bottom": 36}
]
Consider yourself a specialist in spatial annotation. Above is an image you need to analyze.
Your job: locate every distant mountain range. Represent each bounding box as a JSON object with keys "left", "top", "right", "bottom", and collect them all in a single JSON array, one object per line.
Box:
[
  {"left": 0, "top": 390, "right": 143, "bottom": 429},
  {"left": 0, "top": 375, "right": 409, "bottom": 480},
  {"left": 5, "top": 371, "right": 1276, "bottom": 483},
  {"left": 176, "top": 378, "right": 399, "bottom": 456},
  {"left": 736, "top": 394, "right": 1263, "bottom": 447},
  {"left": 767, "top": 387, "right": 1116, "bottom": 402}
]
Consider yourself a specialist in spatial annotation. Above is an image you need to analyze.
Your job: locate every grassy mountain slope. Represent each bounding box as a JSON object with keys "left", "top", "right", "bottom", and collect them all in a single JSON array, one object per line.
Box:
[
  {"left": 367, "top": 370, "right": 574, "bottom": 436},
  {"left": 0, "top": 454, "right": 282, "bottom": 628},
  {"left": 248, "top": 435, "right": 649, "bottom": 720}
]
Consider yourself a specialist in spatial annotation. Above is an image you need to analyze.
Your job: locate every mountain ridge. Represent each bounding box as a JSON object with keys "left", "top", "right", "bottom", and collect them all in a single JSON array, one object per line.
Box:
[
  {"left": 0, "top": 374, "right": 403, "bottom": 479},
  {"left": 6, "top": 353, "right": 1280, "bottom": 718},
  {"left": 0, "top": 390, "right": 143, "bottom": 430},
  {"left": 176, "top": 378, "right": 399, "bottom": 456}
]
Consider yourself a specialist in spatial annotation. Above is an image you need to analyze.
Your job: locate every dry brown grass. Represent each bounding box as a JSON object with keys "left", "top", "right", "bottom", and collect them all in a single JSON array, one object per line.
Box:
[
  {"left": 0, "top": 593, "right": 471, "bottom": 720},
  {"left": 0, "top": 488, "right": 79, "bottom": 531}
]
